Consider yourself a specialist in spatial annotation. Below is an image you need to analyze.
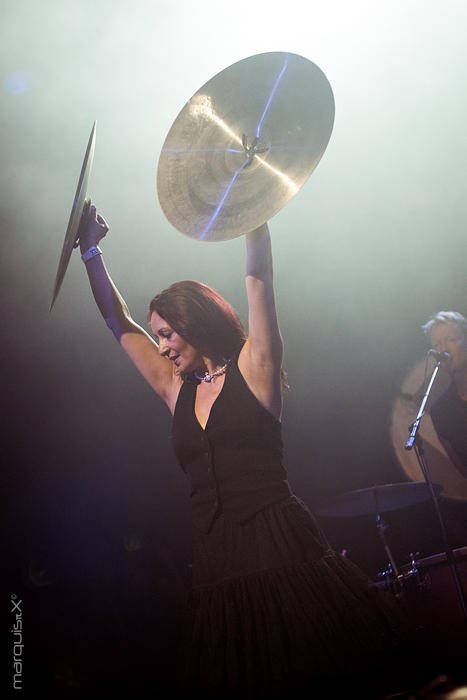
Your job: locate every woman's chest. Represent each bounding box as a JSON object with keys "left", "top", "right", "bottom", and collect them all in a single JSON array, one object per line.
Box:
[{"left": 194, "top": 376, "right": 226, "bottom": 430}]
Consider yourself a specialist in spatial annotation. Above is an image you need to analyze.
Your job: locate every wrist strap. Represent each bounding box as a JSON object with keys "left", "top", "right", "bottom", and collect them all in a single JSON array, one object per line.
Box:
[{"left": 82, "top": 245, "right": 102, "bottom": 263}]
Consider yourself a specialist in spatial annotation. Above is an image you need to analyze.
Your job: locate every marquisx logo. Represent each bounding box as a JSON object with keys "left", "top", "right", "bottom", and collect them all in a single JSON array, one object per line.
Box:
[{"left": 11, "top": 594, "right": 23, "bottom": 691}]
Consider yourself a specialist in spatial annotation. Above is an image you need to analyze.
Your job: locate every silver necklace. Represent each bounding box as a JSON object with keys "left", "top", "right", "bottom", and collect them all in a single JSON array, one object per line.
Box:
[{"left": 194, "top": 360, "right": 229, "bottom": 383}]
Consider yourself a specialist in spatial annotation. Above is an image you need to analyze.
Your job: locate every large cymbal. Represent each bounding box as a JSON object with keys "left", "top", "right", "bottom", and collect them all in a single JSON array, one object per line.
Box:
[
  {"left": 315, "top": 481, "right": 443, "bottom": 517},
  {"left": 50, "top": 121, "right": 96, "bottom": 311},
  {"left": 157, "top": 52, "right": 335, "bottom": 241}
]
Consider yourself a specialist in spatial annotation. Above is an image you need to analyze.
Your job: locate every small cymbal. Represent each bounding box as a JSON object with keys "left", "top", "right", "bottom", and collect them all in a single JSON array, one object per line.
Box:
[
  {"left": 157, "top": 52, "right": 335, "bottom": 241},
  {"left": 316, "top": 481, "right": 443, "bottom": 517},
  {"left": 50, "top": 121, "right": 96, "bottom": 311}
]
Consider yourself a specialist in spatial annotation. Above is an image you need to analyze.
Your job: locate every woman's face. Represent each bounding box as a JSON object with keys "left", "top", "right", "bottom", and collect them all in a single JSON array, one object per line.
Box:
[
  {"left": 150, "top": 311, "right": 202, "bottom": 374},
  {"left": 430, "top": 322, "right": 467, "bottom": 374}
]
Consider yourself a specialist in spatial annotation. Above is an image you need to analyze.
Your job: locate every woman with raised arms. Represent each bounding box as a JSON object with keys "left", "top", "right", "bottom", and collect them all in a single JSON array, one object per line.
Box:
[{"left": 80, "top": 205, "right": 411, "bottom": 697}]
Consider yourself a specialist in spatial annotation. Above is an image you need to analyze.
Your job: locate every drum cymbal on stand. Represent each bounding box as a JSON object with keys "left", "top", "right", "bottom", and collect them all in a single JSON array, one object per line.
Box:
[
  {"left": 157, "top": 52, "right": 335, "bottom": 241},
  {"left": 316, "top": 482, "right": 443, "bottom": 518},
  {"left": 50, "top": 121, "right": 96, "bottom": 311}
]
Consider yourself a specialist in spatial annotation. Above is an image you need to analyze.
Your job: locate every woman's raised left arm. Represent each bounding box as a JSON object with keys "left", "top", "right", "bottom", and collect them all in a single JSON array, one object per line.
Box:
[{"left": 238, "top": 223, "right": 283, "bottom": 418}]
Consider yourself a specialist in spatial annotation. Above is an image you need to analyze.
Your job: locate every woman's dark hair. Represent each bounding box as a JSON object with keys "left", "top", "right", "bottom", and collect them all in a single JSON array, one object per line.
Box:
[
  {"left": 148, "top": 280, "right": 246, "bottom": 361},
  {"left": 148, "top": 280, "right": 289, "bottom": 389}
]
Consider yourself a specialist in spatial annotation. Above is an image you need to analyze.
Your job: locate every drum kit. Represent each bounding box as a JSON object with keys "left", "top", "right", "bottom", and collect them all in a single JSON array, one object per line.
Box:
[
  {"left": 48, "top": 49, "right": 467, "bottom": 643},
  {"left": 316, "top": 481, "right": 467, "bottom": 644}
]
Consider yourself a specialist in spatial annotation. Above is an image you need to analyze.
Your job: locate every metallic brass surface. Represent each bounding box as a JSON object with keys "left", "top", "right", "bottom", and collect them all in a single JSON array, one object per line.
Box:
[
  {"left": 316, "top": 482, "right": 443, "bottom": 517},
  {"left": 50, "top": 121, "right": 96, "bottom": 311},
  {"left": 157, "top": 52, "right": 334, "bottom": 241}
]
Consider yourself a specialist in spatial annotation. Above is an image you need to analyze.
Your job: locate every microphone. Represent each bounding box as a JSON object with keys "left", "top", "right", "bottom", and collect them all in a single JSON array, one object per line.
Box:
[{"left": 428, "top": 349, "right": 451, "bottom": 362}]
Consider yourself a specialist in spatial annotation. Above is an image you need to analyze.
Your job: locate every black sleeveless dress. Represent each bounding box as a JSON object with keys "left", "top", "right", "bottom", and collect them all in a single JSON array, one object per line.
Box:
[{"left": 171, "top": 356, "right": 411, "bottom": 698}]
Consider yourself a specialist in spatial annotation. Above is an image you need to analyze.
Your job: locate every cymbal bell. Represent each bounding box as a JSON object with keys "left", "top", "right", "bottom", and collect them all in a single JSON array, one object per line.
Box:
[
  {"left": 50, "top": 121, "right": 96, "bottom": 311},
  {"left": 157, "top": 52, "right": 335, "bottom": 241},
  {"left": 315, "top": 481, "right": 443, "bottom": 518}
]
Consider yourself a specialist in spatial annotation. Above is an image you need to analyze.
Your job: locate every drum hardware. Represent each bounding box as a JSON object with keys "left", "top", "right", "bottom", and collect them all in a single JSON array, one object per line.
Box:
[
  {"left": 316, "top": 482, "right": 442, "bottom": 577},
  {"left": 396, "top": 546, "right": 467, "bottom": 645},
  {"left": 376, "top": 511, "right": 400, "bottom": 578},
  {"left": 404, "top": 553, "right": 433, "bottom": 595},
  {"left": 382, "top": 553, "right": 432, "bottom": 595},
  {"left": 374, "top": 566, "right": 415, "bottom": 601},
  {"left": 375, "top": 551, "right": 437, "bottom": 622},
  {"left": 403, "top": 553, "right": 430, "bottom": 594},
  {"left": 375, "top": 562, "right": 401, "bottom": 595},
  {"left": 315, "top": 482, "right": 443, "bottom": 519},
  {"left": 405, "top": 552, "right": 419, "bottom": 577}
]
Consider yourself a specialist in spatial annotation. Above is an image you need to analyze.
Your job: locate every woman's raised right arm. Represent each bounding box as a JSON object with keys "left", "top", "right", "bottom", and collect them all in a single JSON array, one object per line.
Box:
[{"left": 80, "top": 206, "right": 176, "bottom": 405}]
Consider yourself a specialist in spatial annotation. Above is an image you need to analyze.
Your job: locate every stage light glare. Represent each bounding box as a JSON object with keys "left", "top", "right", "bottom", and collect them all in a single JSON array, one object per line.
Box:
[{"left": 3, "top": 70, "right": 34, "bottom": 95}]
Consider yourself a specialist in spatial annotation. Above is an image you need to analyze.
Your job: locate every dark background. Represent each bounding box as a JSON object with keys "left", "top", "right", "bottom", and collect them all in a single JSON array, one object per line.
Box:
[{"left": 2, "top": 0, "right": 466, "bottom": 695}]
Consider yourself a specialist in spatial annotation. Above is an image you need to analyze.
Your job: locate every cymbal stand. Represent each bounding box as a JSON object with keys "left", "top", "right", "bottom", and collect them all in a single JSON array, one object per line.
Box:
[
  {"left": 375, "top": 511, "right": 400, "bottom": 579},
  {"left": 404, "top": 358, "right": 467, "bottom": 633}
]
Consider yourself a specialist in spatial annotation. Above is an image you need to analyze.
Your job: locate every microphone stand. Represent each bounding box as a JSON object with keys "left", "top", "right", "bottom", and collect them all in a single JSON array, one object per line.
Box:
[{"left": 404, "top": 358, "right": 467, "bottom": 636}]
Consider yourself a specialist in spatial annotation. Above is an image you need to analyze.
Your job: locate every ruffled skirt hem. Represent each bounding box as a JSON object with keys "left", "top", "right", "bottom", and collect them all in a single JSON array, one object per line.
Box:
[{"left": 179, "top": 552, "right": 412, "bottom": 698}]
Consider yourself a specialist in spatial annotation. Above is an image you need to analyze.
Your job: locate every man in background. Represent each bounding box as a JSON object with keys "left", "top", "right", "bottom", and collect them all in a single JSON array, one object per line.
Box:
[{"left": 422, "top": 311, "right": 467, "bottom": 478}]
